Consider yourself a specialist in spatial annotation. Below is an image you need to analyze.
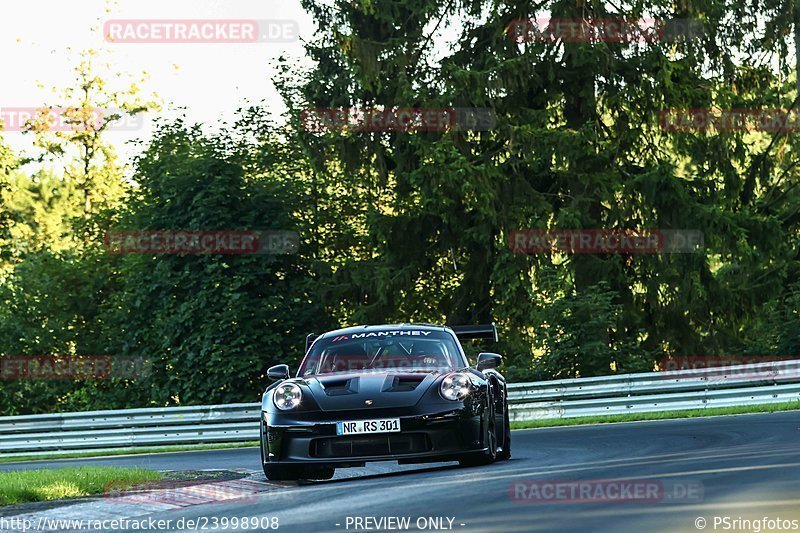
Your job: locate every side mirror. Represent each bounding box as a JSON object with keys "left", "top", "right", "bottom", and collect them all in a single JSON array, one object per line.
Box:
[
  {"left": 267, "top": 364, "right": 290, "bottom": 381},
  {"left": 476, "top": 353, "right": 503, "bottom": 372}
]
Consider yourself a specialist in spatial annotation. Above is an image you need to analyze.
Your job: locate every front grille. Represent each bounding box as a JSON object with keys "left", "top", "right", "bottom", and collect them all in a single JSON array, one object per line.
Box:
[{"left": 310, "top": 433, "right": 431, "bottom": 458}]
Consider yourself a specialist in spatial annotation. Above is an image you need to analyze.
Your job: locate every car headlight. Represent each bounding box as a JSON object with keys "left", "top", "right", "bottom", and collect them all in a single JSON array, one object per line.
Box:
[
  {"left": 440, "top": 373, "right": 471, "bottom": 401},
  {"left": 273, "top": 382, "right": 303, "bottom": 410}
]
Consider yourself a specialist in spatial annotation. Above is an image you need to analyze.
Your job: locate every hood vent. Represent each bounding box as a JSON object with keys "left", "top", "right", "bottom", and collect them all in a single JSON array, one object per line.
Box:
[
  {"left": 320, "top": 377, "right": 359, "bottom": 396},
  {"left": 383, "top": 374, "right": 426, "bottom": 392}
]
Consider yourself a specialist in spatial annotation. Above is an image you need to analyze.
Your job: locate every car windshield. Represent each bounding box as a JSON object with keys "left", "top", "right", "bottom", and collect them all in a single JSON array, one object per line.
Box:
[{"left": 298, "top": 330, "right": 463, "bottom": 376}]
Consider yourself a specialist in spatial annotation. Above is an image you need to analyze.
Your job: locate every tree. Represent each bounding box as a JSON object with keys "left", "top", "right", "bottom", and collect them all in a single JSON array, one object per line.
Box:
[
  {"left": 23, "top": 49, "right": 159, "bottom": 248},
  {"left": 286, "top": 0, "right": 800, "bottom": 379},
  {"left": 0, "top": 141, "right": 18, "bottom": 271},
  {"left": 102, "top": 116, "right": 333, "bottom": 406},
  {"left": 0, "top": 50, "right": 160, "bottom": 414}
]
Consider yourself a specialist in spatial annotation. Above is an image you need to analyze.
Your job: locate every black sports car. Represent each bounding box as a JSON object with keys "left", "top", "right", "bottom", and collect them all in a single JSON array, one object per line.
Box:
[{"left": 259, "top": 323, "right": 511, "bottom": 480}]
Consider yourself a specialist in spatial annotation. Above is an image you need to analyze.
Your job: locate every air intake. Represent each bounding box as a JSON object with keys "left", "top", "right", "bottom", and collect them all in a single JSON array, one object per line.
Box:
[
  {"left": 320, "top": 377, "right": 358, "bottom": 396},
  {"left": 383, "top": 375, "right": 425, "bottom": 392}
]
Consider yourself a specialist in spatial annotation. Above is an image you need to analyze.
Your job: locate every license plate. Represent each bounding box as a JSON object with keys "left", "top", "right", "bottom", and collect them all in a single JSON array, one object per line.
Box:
[{"left": 336, "top": 418, "right": 401, "bottom": 436}]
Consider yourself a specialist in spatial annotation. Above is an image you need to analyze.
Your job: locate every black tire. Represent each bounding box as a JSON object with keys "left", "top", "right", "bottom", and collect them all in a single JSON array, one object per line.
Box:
[
  {"left": 263, "top": 463, "right": 336, "bottom": 481},
  {"left": 263, "top": 463, "right": 307, "bottom": 481},
  {"left": 459, "top": 391, "right": 498, "bottom": 467},
  {"left": 308, "top": 466, "right": 336, "bottom": 480},
  {"left": 497, "top": 398, "right": 511, "bottom": 461}
]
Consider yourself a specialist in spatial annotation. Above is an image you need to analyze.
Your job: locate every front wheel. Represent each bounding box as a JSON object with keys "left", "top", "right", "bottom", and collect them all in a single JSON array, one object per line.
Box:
[
  {"left": 263, "top": 463, "right": 306, "bottom": 481},
  {"left": 459, "top": 393, "right": 498, "bottom": 467},
  {"left": 497, "top": 399, "right": 511, "bottom": 461},
  {"left": 263, "top": 463, "right": 335, "bottom": 481}
]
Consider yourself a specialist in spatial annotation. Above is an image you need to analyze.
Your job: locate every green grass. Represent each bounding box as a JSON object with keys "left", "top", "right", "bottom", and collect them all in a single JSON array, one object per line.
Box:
[
  {"left": 0, "top": 442, "right": 259, "bottom": 464},
  {"left": 0, "top": 467, "right": 163, "bottom": 506},
  {"left": 510, "top": 400, "right": 800, "bottom": 429}
]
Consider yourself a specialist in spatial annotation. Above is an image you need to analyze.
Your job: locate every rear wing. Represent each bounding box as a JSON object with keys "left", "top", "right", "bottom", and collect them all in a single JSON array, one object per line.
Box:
[{"left": 449, "top": 323, "right": 499, "bottom": 343}]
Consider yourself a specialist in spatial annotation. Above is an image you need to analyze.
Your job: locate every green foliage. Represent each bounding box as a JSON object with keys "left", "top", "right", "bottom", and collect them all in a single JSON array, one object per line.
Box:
[
  {"left": 4, "top": 2, "right": 800, "bottom": 414},
  {"left": 3, "top": 170, "right": 83, "bottom": 254},
  {"left": 23, "top": 49, "right": 158, "bottom": 248},
  {"left": 0, "top": 250, "right": 136, "bottom": 415},
  {"left": 283, "top": 0, "right": 800, "bottom": 381},
  {"left": 101, "top": 118, "right": 331, "bottom": 406},
  {"left": 531, "top": 281, "right": 653, "bottom": 379},
  {"left": 0, "top": 141, "right": 18, "bottom": 269}
]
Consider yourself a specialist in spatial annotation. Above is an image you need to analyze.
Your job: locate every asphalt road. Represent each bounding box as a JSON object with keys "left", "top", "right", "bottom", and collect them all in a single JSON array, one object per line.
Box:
[{"left": 3, "top": 411, "right": 800, "bottom": 532}]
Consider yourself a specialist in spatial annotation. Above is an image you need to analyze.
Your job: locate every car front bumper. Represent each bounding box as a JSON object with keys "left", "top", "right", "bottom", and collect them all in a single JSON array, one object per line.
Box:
[{"left": 261, "top": 403, "right": 487, "bottom": 467}]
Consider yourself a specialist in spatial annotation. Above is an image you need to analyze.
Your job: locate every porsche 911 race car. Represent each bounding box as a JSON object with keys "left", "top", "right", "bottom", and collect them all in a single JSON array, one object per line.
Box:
[{"left": 259, "top": 323, "right": 511, "bottom": 480}]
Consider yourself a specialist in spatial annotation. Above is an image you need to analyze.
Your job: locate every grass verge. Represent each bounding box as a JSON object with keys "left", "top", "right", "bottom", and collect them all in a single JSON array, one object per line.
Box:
[
  {"left": 510, "top": 400, "right": 800, "bottom": 429},
  {"left": 0, "top": 467, "right": 163, "bottom": 506},
  {"left": 0, "top": 442, "right": 259, "bottom": 465}
]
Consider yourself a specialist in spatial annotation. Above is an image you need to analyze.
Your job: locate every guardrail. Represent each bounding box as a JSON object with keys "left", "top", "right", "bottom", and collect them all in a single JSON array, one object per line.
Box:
[
  {"left": 1, "top": 360, "right": 799, "bottom": 456},
  {"left": 0, "top": 404, "right": 262, "bottom": 457},
  {"left": 507, "top": 358, "right": 800, "bottom": 420}
]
